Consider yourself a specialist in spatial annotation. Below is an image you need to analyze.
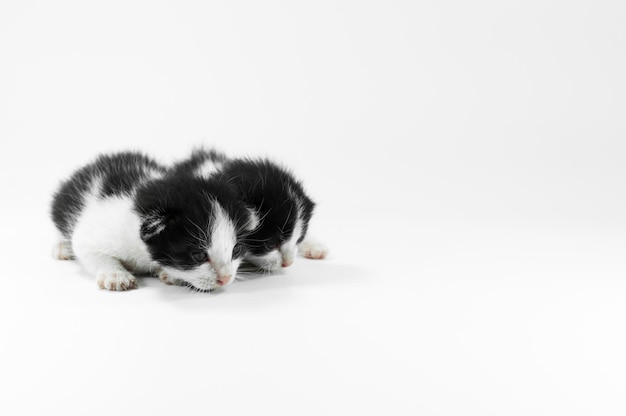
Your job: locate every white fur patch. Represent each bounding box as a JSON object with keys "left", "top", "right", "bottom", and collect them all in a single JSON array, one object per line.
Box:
[
  {"left": 280, "top": 218, "right": 303, "bottom": 267},
  {"left": 196, "top": 160, "right": 224, "bottom": 179},
  {"left": 209, "top": 204, "right": 236, "bottom": 261},
  {"left": 246, "top": 208, "right": 261, "bottom": 231}
]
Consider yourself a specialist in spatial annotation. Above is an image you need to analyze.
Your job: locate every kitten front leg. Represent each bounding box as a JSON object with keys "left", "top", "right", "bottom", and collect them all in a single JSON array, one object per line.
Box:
[
  {"left": 52, "top": 240, "right": 75, "bottom": 260},
  {"left": 245, "top": 251, "right": 283, "bottom": 272},
  {"left": 78, "top": 252, "right": 138, "bottom": 291},
  {"left": 158, "top": 269, "right": 185, "bottom": 286}
]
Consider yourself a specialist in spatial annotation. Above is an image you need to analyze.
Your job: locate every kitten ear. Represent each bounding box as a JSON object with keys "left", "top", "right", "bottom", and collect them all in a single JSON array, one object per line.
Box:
[
  {"left": 140, "top": 213, "right": 167, "bottom": 242},
  {"left": 245, "top": 207, "right": 261, "bottom": 231}
]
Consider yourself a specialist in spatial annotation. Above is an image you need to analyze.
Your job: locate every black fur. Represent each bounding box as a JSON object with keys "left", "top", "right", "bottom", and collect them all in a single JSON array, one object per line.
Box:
[{"left": 51, "top": 152, "right": 167, "bottom": 238}]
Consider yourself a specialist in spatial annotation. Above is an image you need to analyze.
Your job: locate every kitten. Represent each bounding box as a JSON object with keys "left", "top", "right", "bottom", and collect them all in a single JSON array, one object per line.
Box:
[
  {"left": 173, "top": 148, "right": 328, "bottom": 271},
  {"left": 51, "top": 152, "right": 258, "bottom": 291}
]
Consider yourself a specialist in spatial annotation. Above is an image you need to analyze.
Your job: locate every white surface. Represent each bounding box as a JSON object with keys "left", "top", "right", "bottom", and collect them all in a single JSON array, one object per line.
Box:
[{"left": 1, "top": 1, "right": 625, "bottom": 415}]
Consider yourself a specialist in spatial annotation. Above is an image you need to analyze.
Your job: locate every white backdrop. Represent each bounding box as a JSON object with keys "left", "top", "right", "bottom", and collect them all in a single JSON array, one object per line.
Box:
[{"left": 1, "top": 1, "right": 625, "bottom": 415}]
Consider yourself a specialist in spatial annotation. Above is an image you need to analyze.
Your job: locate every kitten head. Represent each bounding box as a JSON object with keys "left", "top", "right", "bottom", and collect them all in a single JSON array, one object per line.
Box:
[
  {"left": 247, "top": 192, "right": 314, "bottom": 271},
  {"left": 221, "top": 159, "right": 315, "bottom": 271},
  {"left": 135, "top": 175, "right": 258, "bottom": 291}
]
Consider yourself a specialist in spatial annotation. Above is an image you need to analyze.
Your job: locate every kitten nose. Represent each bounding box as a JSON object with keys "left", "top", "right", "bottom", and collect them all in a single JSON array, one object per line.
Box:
[
  {"left": 217, "top": 275, "right": 232, "bottom": 286},
  {"left": 282, "top": 259, "right": 293, "bottom": 268}
]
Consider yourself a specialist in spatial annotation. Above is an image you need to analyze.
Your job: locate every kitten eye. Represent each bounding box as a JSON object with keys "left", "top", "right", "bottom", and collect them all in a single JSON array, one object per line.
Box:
[
  {"left": 263, "top": 241, "right": 279, "bottom": 251},
  {"left": 191, "top": 251, "right": 208, "bottom": 263},
  {"left": 232, "top": 244, "right": 244, "bottom": 258}
]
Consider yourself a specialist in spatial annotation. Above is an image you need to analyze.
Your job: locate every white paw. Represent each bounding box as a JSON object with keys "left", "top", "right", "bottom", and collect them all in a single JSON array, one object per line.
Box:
[
  {"left": 246, "top": 251, "right": 283, "bottom": 272},
  {"left": 298, "top": 241, "right": 328, "bottom": 260},
  {"left": 158, "top": 270, "right": 183, "bottom": 286},
  {"left": 97, "top": 271, "right": 137, "bottom": 291},
  {"left": 52, "top": 241, "right": 75, "bottom": 260}
]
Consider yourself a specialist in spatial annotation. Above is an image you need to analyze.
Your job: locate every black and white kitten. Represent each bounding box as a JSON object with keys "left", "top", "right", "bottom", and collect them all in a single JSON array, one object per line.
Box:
[
  {"left": 173, "top": 148, "right": 328, "bottom": 272},
  {"left": 51, "top": 152, "right": 258, "bottom": 291}
]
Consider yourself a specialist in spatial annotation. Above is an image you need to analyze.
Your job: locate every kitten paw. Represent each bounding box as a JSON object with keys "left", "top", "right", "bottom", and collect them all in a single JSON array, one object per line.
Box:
[
  {"left": 159, "top": 270, "right": 183, "bottom": 286},
  {"left": 52, "top": 241, "right": 75, "bottom": 260},
  {"left": 298, "top": 241, "right": 328, "bottom": 260},
  {"left": 97, "top": 271, "right": 138, "bottom": 291}
]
